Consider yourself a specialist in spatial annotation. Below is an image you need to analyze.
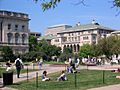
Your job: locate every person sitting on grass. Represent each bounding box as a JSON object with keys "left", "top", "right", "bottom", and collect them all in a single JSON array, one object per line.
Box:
[
  {"left": 57, "top": 70, "right": 67, "bottom": 81},
  {"left": 42, "top": 70, "right": 50, "bottom": 81}
]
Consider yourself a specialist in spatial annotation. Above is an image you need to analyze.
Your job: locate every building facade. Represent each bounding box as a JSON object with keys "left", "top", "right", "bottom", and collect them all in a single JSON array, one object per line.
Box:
[
  {"left": 0, "top": 10, "right": 30, "bottom": 54},
  {"left": 30, "top": 32, "right": 41, "bottom": 38},
  {"left": 45, "top": 21, "right": 115, "bottom": 53},
  {"left": 45, "top": 24, "right": 72, "bottom": 36}
]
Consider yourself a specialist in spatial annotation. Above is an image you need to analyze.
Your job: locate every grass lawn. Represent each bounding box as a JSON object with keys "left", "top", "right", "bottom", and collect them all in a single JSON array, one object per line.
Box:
[{"left": 8, "top": 70, "right": 120, "bottom": 90}]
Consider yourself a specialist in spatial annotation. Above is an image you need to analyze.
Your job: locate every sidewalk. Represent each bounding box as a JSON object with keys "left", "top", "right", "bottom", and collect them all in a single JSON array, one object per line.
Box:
[
  {"left": 87, "top": 84, "right": 120, "bottom": 90},
  {"left": 0, "top": 64, "right": 65, "bottom": 90}
]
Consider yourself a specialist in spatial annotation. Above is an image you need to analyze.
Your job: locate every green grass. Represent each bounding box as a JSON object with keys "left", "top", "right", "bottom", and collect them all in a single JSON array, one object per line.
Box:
[{"left": 9, "top": 70, "right": 120, "bottom": 90}]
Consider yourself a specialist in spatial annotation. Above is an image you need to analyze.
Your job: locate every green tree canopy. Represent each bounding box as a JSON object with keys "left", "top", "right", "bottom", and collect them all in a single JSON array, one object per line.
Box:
[
  {"left": 96, "top": 35, "right": 120, "bottom": 58},
  {"left": 79, "top": 44, "right": 94, "bottom": 58},
  {"left": 29, "top": 35, "right": 38, "bottom": 51},
  {"left": 1, "top": 46, "right": 15, "bottom": 62}
]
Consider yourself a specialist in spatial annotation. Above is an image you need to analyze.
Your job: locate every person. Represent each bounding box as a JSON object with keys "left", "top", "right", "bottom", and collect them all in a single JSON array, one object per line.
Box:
[
  {"left": 14, "top": 56, "right": 23, "bottom": 78},
  {"left": 42, "top": 70, "right": 50, "bottom": 81},
  {"left": 38, "top": 57, "right": 43, "bottom": 70},
  {"left": 6, "top": 60, "right": 12, "bottom": 71},
  {"left": 57, "top": 71, "right": 67, "bottom": 81},
  {"left": 75, "top": 58, "right": 80, "bottom": 68}
]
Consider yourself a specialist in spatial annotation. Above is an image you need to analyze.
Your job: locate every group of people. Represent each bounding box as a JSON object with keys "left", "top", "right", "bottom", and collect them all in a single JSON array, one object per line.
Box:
[
  {"left": 42, "top": 70, "right": 67, "bottom": 81},
  {"left": 67, "top": 57, "right": 80, "bottom": 73},
  {"left": 5, "top": 56, "right": 79, "bottom": 81}
]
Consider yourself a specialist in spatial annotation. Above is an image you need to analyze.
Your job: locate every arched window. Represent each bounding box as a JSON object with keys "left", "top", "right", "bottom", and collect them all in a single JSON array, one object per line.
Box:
[
  {"left": 74, "top": 44, "right": 76, "bottom": 52},
  {"left": 15, "top": 33, "right": 20, "bottom": 45},
  {"left": 77, "top": 44, "right": 80, "bottom": 52},
  {"left": 22, "top": 34, "right": 27, "bottom": 44},
  {"left": 7, "top": 33, "right": 13, "bottom": 44}
]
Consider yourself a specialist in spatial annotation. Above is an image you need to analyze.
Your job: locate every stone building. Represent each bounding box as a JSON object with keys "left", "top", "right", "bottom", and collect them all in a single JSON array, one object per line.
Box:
[
  {"left": 0, "top": 10, "right": 30, "bottom": 54},
  {"left": 45, "top": 21, "right": 115, "bottom": 53},
  {"left": 30, "top": 32, "right": 41, "bottom": 38}
]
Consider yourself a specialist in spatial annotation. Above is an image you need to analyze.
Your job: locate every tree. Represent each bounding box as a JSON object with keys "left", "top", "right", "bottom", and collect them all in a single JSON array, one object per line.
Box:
[
  {"left": 1, "top": 46, "right": 15, "bottom": 62},
  {"left": 96, "top": 35, "right": 120, "bottom": 59},
  {"left": 63, "top": 47, "right": 72, "bottom": 54},
  {"left": 79, "top": 44, "right": 94, "bottom": 58},
  {"left": 29, "top": 35, "right": 38, "bottom": 51},
  {"left": 59, "top": 47, "right": 73, "bottom": 62},
  {"left": 37, "top": 39, "right": 61, "bottom": 61},
  {"left": 33, "top": 0, "right": 120, "bottom": 11}
]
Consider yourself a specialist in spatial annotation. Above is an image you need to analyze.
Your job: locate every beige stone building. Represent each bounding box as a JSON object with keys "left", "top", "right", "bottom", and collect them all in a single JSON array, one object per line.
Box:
[
  {"left": 30, "top": 32, "right": 41, "bottom": 38},
  {"left": 45, "top": 21, "right": 115, "bottom": 53},
  {"left": 0, "top": 10, "right": 30, "bottom": 54},
  {"left": 45, "top": 24, "right": 72, "bottom": 36}
]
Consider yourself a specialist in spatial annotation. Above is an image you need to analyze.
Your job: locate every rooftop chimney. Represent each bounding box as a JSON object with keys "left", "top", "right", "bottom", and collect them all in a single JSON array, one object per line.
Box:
[
  {"left": 92, "top": 20, "right": 99, "bottom": 25},
  {"left": 92, "top": 19, "right": 95, "bottom": 24},
  {"left": 76, "top": 22, "right": 80, "bottom": 26}
]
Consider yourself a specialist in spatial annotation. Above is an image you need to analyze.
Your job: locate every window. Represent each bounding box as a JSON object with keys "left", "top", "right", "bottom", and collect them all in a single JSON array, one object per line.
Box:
[
  {"left": 7, "top": 33, "right": 13, "bottom": 44},
  {"left": 78, "top": 32, "right": 80, "bottom": 35},
  {"left": 72, "top": 37, "right": 74, "bottom": 41},
  {"left": 22, "top": 25, "right": 25, "bottom": 31},
  {"left": 15, "top": 33, "right": 20, "bottom": 44},
  {"left": 83, "top": 36, "right": 89, "bottom": 40},
  {"left": 15, "top": 25, "right": 18, "bottom": 30},
  {"left": 88, "top": 31, "right": 91, "bottom": 33},
  {"left": 72, "top": 33, "right": 74, "bottom": 36},
  {"left": 78, "top": 36, "right": 80, "bottom": 41},
  {"left": 92, "top": 35, "right": 96, "bottom": 40},
  {"left": 75, "top": 37, "right": 77, "bottom": 41},
  {"left": 8, "top": 24, "right": 11, "bottom": 30},
  {"left": 69, "top": 33, "right": 70, "bottom": 36},
  {"left": 55, "top": 39, "right": 59, "bottom": 42}
]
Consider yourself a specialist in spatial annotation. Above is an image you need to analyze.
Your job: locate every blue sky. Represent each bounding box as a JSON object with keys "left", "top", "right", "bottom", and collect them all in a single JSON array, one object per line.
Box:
[{"left": 0, "top": 0, "right": 120, "bottom": 35}]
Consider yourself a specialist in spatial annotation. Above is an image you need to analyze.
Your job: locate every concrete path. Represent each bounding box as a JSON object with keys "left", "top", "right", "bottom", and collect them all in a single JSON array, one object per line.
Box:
[{"left": 87, "top": 84, "right": 120, "bottom": 90}]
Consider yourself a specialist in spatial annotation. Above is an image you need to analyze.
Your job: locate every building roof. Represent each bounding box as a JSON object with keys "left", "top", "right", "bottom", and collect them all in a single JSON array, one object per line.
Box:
[
  {"left": 47, "top": 24, "right": 71, "bottom": 29},
  {"left": 0, "top": 10, "right": 30, "bottom": 21},
  {"left": 111, "top": 30, "right": 120, "bottom": 34},
  {"left": 38, "top": 34, "right": 56, "bottom": 40},
  {"left": 58, "top": 23, "right": 115, "bottom": 33}
]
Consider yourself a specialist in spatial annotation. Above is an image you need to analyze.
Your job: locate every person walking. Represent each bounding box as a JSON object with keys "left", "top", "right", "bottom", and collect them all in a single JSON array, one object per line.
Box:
[
  {"left": 14, "top": 56, "right": 23, "bottom": 78},
  {"left": 38, "top": 57, "right": 43, "bottom": 70}
]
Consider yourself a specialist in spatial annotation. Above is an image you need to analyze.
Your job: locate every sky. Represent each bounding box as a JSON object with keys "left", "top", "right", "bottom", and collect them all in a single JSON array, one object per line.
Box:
[{"left": 0, "top": 0, "right": 120, "bottom": 35}]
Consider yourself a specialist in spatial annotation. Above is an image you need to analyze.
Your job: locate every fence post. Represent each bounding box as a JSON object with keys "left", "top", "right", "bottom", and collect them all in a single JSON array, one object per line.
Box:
[
  {"left": 36, "top": 72, "right": 38, "bottom": 88},
  {"left": 102, "top": 70, "right": 105, "bottom": 84},
  {"left": 26, "top": 64, "right": 29, "bottom": 82},
  {"left": 74, "top": 72, "right": 77, "bottom": 88}
]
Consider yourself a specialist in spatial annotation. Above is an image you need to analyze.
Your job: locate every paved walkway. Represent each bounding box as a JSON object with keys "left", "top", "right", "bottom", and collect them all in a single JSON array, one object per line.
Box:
[
  {"left": 87, "top": 84, "right": 120, "bottom": 90},
  {"left": 1, "top": 64, "right": 120, "bottom": 90}
]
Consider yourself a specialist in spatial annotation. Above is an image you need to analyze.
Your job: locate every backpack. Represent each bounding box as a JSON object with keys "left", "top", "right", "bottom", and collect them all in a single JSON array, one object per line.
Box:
[{"left": 16, "top": 60, "right": 21, "bottom": 68}]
